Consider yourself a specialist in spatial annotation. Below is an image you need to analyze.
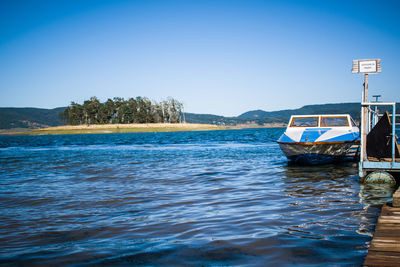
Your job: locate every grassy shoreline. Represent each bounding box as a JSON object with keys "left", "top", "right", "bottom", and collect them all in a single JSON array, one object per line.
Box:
[
  {"left": 12, "top": 123, "right": 230, "bottom": 135},
  {"left": 2, "top": 123, "right": 286, "bottom": 135}
]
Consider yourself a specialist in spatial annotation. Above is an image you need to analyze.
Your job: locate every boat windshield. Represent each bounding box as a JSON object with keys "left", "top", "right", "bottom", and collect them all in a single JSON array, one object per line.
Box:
[
  {"left": 290, "top": 117, "right": 318, "bottom": 127},
  {"left": 350, "top": 118, "right": 358, "bottom": 127},
  {"left": 320, "top": 116, "right": 349, "bottom": 127}
]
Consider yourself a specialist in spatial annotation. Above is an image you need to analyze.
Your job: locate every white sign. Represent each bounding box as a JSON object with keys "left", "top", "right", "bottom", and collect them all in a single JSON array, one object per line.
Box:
[
  {"left": 352, "top": 59, "right": 381, "bottom": 74},
  {"left": 359, "top": 60, "right": 377, "bottom": 73}
]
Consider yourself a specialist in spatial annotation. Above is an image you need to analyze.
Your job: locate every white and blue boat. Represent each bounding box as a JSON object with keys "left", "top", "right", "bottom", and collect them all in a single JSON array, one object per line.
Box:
[{"left": 277, "top": 114, "right": 360, "bottom": 164}]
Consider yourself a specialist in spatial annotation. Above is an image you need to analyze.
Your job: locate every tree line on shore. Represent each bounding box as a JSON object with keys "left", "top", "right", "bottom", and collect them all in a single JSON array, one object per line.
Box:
[{"left": 60, "top": 96, "right": 184, "bottom": 125}]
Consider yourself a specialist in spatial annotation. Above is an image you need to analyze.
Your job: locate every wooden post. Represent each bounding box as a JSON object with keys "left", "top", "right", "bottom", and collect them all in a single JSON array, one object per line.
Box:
[
  {"left": 352, "top": 59, "right": 381, "bottom": 178},
  {"left": 394, "top": 187, "right": 400, "bottom": 207},
  {"left": 362, "top": 74, "right": 369, "bottom": 161}
]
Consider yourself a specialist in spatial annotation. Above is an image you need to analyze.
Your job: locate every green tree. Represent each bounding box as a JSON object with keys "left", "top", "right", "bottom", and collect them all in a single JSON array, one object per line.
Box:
[
  {"left": 112, "top": 97, "right": 125, "bottom": 123},
  {"left": 126, "top": 98, "right": 138, "bottom": 123},
  {"left": 62, "top": 96, "right": 184, "bottom": 125},
  {"left": 104, "top": 98, "right": 116, "bottom": 123}
]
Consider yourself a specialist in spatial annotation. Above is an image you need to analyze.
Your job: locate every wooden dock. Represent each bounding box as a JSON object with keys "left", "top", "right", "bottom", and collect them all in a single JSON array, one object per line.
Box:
[{"left": 364, "top": 187, "right": 400, "bottom": 266}]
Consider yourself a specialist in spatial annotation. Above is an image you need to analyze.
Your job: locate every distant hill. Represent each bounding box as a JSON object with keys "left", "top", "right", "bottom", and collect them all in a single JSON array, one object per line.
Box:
[
  {"left": 1, "top": 103, "right": 398, "bottom": 129},
  {"left": 184, "top": 113, "right": 245, "bottom": 125},
  {"left": 0, "top": 107, "right": 66, "bottom": 129},
  {"left": 238, "top": 103, "right": 362, "bottom": 123}
]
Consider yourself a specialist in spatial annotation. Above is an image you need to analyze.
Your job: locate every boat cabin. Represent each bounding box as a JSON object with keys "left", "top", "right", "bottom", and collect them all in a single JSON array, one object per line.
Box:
[
  {"left": 280, "top": 114, "right": 359, "bottom": 145},
  {"left": 288, "top": 115, "right": 357, "bottom": 128}
]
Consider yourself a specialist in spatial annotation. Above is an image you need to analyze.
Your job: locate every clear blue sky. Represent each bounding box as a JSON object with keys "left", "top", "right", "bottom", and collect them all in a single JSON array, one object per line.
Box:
[{"left": 0, "top": 0, "right": 399, "bottom": 116}]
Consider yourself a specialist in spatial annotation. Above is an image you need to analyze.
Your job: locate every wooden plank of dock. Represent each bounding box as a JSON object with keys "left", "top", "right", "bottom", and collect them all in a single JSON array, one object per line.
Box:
[{"left": 364, "top": 187, "right": 400, "bottom": 266}]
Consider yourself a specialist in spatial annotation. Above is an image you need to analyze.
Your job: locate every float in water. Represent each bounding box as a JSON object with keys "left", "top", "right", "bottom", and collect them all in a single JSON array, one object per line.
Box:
[{"left": 277, "top": 114, "right": 360, "bottom": 164}]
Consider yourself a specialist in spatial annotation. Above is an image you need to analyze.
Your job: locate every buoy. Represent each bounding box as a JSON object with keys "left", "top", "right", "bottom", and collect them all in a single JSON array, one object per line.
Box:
[{"left": 364, "top": 171, "right": 396, "bottom": 184}]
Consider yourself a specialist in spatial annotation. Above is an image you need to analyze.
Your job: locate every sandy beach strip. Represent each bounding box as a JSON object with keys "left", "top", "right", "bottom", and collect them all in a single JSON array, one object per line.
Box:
[
  {"left": 2, "top": 122, "right": 286, "bottom": 135},
  {"left": 21, "top": 123, "right": 229, "bottom": 135}
]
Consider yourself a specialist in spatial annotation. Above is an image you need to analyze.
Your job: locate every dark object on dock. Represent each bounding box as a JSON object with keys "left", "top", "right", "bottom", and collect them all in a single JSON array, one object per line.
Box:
[
  {"left": 367, "top": 112, "right": 400, "bottom": 159},
  {"left": 364, "top": 188, "right": 400, "bottom": 266}
]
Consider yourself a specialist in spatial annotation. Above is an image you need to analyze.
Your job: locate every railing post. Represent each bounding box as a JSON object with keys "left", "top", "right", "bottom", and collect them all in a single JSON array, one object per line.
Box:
[
  {"left": 361, "top": 74, "right": 368, "bottom": 162},
  {"left": 360, "top": 104, "right": 364, "bottom": 162},
  {"left": 392, "top": 104, "right": 396, "bottom": 166}
]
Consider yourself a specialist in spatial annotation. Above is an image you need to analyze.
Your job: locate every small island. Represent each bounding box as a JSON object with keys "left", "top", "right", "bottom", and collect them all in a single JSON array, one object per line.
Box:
[{"left": 23, "top": 96, "right": 231, "bottom": 134}]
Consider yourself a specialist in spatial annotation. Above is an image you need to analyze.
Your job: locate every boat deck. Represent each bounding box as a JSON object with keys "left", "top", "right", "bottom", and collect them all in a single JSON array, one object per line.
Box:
[
  {"left": 367, "top": 157, "right": 400, "bottom": 163},
  {"left": 361, "top": 158, "right": 400, "bottom": 176}
]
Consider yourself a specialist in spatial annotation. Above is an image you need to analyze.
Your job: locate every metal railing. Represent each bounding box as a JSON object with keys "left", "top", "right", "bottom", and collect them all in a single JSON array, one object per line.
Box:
[{"left": 360, "top": 102, "right": 397, "bottom": 164}]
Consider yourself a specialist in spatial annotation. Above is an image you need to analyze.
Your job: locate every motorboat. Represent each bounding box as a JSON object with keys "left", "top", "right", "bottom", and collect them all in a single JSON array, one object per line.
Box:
[{"left": 277, "top": 114, "right": 360, "bottom": 164}]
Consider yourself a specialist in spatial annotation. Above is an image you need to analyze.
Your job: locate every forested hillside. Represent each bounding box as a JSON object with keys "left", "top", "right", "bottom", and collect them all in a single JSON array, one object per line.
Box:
[
  {"left": 239, "top": 103, "right": 400, "bottom": 124},
  {"left": 184, "top": 113, "right": 244, "bottom": 125},
  {"left": 239, "top": 103, "right": 362, "bottom": 123},
  {"left": 0, "top": 107, "right": 65, "bottom": 129}
]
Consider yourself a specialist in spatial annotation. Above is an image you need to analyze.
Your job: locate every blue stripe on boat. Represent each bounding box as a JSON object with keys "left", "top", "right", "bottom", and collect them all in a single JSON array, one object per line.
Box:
[
  {"left": 300, "top": 129, "right": 330, "bottom": 142},
  {"left": 323, "top": 132, "right": 359, "bottom": 142},
  {"left": 278, "top": 133, "right": 295, "bottom": 143}
]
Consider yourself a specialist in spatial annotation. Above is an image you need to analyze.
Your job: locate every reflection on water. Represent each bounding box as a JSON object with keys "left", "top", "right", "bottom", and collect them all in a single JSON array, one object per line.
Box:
[
  {"left": 0, "top": 129, "right": 397, "bottom": 266},
  {"left": 359, "top": 183, "right": 398, "bottom": 206}
]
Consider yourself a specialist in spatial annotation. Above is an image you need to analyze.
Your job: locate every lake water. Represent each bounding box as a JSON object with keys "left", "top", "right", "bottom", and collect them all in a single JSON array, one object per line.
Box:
[{"left": 0, "top": 128, "right": 397, "bottom": 266}]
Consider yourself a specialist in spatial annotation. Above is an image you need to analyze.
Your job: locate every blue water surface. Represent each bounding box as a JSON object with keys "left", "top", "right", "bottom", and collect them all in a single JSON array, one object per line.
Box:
[{"left": 0, "top": 128, "right": 396, "bottom": 266}]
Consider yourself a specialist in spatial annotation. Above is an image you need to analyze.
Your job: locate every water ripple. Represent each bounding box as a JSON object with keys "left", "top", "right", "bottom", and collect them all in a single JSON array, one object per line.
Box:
[{"left": 0, "top": 129, "right": 397, "bottom": 266}]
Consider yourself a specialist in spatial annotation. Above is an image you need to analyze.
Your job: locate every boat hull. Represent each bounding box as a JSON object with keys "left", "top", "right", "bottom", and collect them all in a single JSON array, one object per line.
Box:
[{"left": 278, "top": 141, "right": 359, "bottom": 164}]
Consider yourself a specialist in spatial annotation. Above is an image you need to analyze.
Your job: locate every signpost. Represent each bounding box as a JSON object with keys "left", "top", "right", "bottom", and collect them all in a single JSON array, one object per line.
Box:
[
  {"left": 352, "top": 59, "right": 381, "bottom": 162},
  {"left": 352, "top": 59, "right": 381, "bottom": 74}
]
